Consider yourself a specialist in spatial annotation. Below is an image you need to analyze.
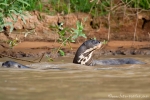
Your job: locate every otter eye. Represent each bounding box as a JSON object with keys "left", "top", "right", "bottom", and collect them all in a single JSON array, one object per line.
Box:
[{"left": 18, "top": 65, "right": 21, "bottom": 68}]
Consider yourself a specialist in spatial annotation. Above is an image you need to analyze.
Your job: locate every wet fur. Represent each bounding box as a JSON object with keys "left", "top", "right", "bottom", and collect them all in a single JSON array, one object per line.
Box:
[
  {"left": 73, "top": 39, "right": 101, "bottom": 65},
  {"left": 2, "top": 61, "right": 30, "bottom": 68},
  {"left": 91, "top": 58, "right": 145, "bottom": 66},
  {"left": 73, "top": 39, "right": 145, "bottom": 66}
]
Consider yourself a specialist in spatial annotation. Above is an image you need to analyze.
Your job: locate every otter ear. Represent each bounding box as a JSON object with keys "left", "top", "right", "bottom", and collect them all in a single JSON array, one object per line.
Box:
[
  {"left": 83, "top": 40, "right": 88, "bottom": 46},
  {"left": 83, "top": 42, "right": 86, "bottom": 46}
]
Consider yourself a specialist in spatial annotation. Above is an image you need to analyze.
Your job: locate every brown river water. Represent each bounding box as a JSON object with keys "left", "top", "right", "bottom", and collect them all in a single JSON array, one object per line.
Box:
[{"left": 0, "top": 55, "right": 150, "bottom": 100}]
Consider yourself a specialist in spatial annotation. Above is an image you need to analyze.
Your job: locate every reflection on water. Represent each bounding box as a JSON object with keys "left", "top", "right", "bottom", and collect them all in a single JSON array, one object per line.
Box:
[{"left": 0, "top": 55, "right": 150, "bottom": 100}]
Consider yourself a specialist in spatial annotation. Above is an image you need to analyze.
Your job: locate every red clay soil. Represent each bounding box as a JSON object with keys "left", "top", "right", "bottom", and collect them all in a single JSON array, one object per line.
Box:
[{"left": 0, "top": 11, "right": 150, "bottom": 58}]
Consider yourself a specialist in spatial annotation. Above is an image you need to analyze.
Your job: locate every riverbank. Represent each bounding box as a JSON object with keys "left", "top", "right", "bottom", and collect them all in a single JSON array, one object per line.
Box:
[
  {"left": 0, "top": 10, "right": 150, "bottom": 59},
  {"left": 0, "top": 41, "right": 149, "bottom": 59}
]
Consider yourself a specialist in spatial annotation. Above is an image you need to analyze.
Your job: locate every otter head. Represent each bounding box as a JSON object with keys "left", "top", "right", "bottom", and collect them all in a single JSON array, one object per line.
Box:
[
  {"left": 73, "top": 39, "right": 102, "bottom": 65},
  {"left": 2, "top": 61, "right": 18, "bottom": 68},
  {"left": 2, "top": 61, "right": 25, "bottom": 68}
]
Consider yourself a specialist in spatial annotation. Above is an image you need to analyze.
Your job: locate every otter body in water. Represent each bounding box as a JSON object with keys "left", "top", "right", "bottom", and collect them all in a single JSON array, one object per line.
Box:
[
  {"left": 91, "top": 58, "right": 145, "bottom": 66},
  {"left": 2, "top": 61, "right": 30, "bottom": 68},
  {"left": 73, "top": 39, "right": 145, "bottom": 66}
]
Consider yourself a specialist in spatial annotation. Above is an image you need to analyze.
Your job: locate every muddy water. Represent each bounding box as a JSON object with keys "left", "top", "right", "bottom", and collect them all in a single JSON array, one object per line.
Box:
[{"left": 0, "top": 55, "right": 150, "bottom": 100}]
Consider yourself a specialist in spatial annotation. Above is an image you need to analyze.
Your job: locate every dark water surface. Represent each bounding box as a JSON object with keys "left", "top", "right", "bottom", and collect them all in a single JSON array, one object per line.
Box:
[{"left": 0, "top": 55, "right": 150, "bottom": 100}]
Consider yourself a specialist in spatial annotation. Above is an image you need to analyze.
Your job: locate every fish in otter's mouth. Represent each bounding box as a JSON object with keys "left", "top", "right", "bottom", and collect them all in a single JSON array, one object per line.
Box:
[{"left": 73, "top": 39, "right": 102, "bottom": 65}]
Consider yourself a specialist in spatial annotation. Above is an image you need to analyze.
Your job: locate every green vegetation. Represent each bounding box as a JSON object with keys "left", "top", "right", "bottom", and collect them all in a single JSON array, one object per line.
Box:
[
  {"left": 1, "top": 0, "right": 149, "bottom": 33},
  {"left": 47, "top": 0, "right": 110, "bottom": 16},
  {"left": 24, "top": 0, "right": 43, "bottom": 11},
  {"left": 50, "top": 21, "right": 86, "bottom": 43},
  {"left": 0, "top": 0, "right": 43, "bottom": 33},
  {"left": 123, "top": 0, "right": 150, "bottom": 10},
  {"left": 70, "top": 0, "right": 95, "bottom": 13},
  {"left": 48, "top": 0, "right": 69, "bottom": 15},
  {"left": 59, "top": 49, "right": 65, "bottom": 56},
  {"left": 102, "top": 40, "right": 108, "bottom": 45},
  {"left": 0, "top": 0, "right": 26, "bottom": 33},
  {"left": 50, "top": 20, "right": 87, "bottom": 57},
  {"left": 71, "top": 21, "right": 87, "bottom": 42},
  {"left": 7, "top": 39, "right": 18, "bottom": 49},
  {"left": 46, "top": 55, "right": 54, "bottom": 62}
]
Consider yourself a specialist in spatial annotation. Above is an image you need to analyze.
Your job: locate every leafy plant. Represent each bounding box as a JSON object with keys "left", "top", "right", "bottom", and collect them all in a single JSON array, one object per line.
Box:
[
  {"left": 50, "top": 20, "right": 87, "bottom": 44},
  {"left": 59, "top": 49, "right": 65, "bottom": 56},
  {"left": 46, "top": 55, "right": 54, "bottom": 62},
  {"left": 50, "top": 23, "right": 72, "bottom": 45},
  {"left": 102, "top": 40, "right": 108, "bottom": 45},
  {"left": 49, "top": 20, "right": 87, "bottom": 58},
  {"left": 0, "top": 0, "right": 29, "bottom": 33},
  {"left": 0, "top": 0, "right": 43, "bottom": 33},
  {"left": 71, "top": 21, "right": 87, "bottom": 42},
  {"left": 7, "top": 39, "right": 18, "bottom": 49}
]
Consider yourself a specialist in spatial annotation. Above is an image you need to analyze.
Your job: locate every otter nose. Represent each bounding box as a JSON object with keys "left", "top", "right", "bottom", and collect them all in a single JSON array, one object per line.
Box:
[
  {"left": 96, "top": 42, "right": 102, "bottom": 49},
  {"left": 2, "top": 63, "right": 4, "bottom": 66}
]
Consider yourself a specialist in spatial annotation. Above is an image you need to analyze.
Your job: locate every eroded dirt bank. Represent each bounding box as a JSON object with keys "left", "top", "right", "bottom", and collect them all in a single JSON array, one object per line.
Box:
[
  {"left": 0, "top": 11, "right": 150, "bottom": 59},
  {"left": 1, "top": 11, "right": 150, "bottom": 41}
]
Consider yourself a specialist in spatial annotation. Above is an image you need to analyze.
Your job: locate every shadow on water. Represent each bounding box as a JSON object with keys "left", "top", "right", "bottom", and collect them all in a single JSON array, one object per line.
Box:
[{"left": 0, "top": 55, "right": 150, "bottom": 100}]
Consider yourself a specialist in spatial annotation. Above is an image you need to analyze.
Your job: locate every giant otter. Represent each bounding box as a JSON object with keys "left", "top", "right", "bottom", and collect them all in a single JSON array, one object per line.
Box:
[
  {"left": 73, "top": 39, "right": 145, "bottom": 66},
  {"left": 73, "top": 39, "right": 102, "bottom": 65},
  {"left": 2, "top": 61, "right": 30, "bottom": 68},
  {"left": 1, "top": 39, "right": 145, "bottom": 68}
]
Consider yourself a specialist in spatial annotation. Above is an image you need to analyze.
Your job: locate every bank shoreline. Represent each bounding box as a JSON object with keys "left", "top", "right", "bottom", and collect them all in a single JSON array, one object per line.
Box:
[{"left": 0, "top": 41, "right": 149, "bottom": 59}]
